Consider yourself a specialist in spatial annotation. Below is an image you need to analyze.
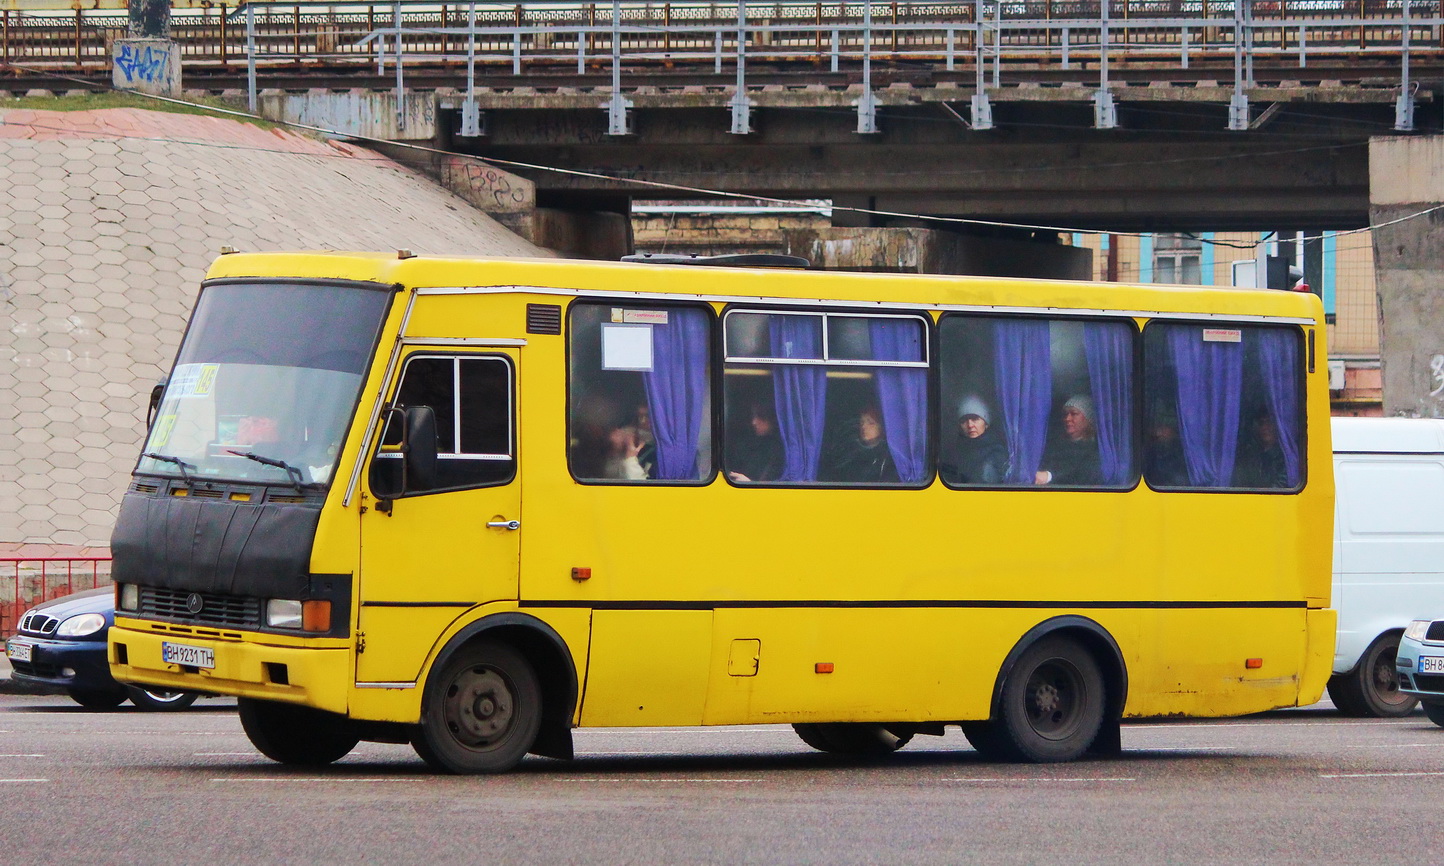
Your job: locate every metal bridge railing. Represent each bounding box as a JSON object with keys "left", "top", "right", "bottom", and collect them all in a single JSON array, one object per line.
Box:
[{"left": 0, "top": 557, "right": 112, "bottom": 640}]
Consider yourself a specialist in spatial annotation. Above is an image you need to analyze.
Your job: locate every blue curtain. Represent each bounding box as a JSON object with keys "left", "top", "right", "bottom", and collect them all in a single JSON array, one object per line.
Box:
[
  {"left": 770, "top": 316, "right": 827, "bottom": 482},
  {"left": 1252, "top": 328, "right": 1303, "bottom": 486},
  {"left": 869, "top": 318, "right": 929, "bottom": 482},
  {"left": 1084, "top": 322, "right": 1134, "bottom": 485},
  {"left": 642, "top": 308, "right": 710, "bottom": 480},
  {"left": 993, "top": 319, "right": 1052, "bottom": 484},
  {"left": 1168, "top": 326, "right": 1243, "bottom": 487}
]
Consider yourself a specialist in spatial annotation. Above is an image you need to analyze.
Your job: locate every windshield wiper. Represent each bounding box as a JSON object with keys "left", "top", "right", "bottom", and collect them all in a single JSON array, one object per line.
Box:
[
  {"left": 227, "top": 450, "right": 309, "bottom": 491},
  {"left": 142, "top": 452, "right": 196, "bottom": 485}
]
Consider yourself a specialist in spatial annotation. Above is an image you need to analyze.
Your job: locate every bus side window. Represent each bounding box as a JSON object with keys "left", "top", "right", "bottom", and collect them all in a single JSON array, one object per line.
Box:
[
  {"left": 1142, "top": 323, "right": 1304, "bottom": 490},
  {"left": 370, "top": 354, "right": 515, "bottom": 497},
  {"left": 567, "top": 303, "right": 714, "bottom": 484},
  {"left": 937, "top": 315, "right": 1136, "bottom": 489},
  {"left": 722, "top": 310, "right": 930, "bottom": 486}
]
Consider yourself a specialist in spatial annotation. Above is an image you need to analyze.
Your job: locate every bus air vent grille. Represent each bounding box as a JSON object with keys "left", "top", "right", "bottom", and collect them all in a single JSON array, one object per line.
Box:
[
  {"left": 138, "top": 588, "right": 262, "bottom": 629},
  {"left": 526, "top": 303, "right": 562, "bottom": 335}
]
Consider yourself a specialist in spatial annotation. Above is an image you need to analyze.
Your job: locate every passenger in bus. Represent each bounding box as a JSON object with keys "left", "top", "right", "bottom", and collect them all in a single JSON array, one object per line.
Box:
[
  {"left": 727, "top": 401, "right": 783, "bottom": 483},
  {"left": 1233, "top": 411, "right": 1288, "bottom": 488},
  {"left": 825, "top": 405, "right": 898, "bottom": 483},
  {"left": 1035, "top": 394, "right": 1102, "bottom": 486},
  {"left": 1144, "top": 408, "right": 1188, "bottom": 487},
  {"left": 570, "top": 395, "right": 653, "bottom": 481},
  {"left": 939, "top": 395, "right": 1007, "bottom": 485}
]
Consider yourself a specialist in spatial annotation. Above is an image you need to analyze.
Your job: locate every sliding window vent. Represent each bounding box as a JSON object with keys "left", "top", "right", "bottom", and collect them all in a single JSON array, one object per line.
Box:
[{"left": 526, "top": 303, "right": 562, "bottom": 335}]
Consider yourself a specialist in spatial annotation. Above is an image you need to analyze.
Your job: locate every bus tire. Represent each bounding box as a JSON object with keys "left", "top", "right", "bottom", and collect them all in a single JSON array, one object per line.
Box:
[
  {"left": 792, "top": 723, "right": 913, "bottom": 755},
  {"left": 976, "top": 635, "right": 1105, "bottom": 763},
  {"left": 1327, "top": 633, "right": 1418, "bottom": 718},
  {"left": 238, "top": 697, "right": 359, "bottom": 766},
  {"left": 1423, "top": 701, "right": 1444, "bottom": 728},
  {"left": 412, "top": 640, "right": 541, "bottom": 774}
]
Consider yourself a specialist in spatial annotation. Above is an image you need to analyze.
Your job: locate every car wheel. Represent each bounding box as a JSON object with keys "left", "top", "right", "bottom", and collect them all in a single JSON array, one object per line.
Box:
[
  {"left": 793, "top": 723, "right": 913, "bottom": 755},
  {"left": 238, "top": 698, "right": 359, "bottom": 765},
  {"left": 1327, "top": 633, "right": 1418, "bottom": 718},
  {"left": 412, "top": 640, "right": 541, "bottom": 774},
  {"left": 967, "top": 636, "right": 1106, "bottom": 763},
  {"left": 68, "top": 687, "right": 128, "bottom": 710},
  {"left": 1422, "top": 702, "right": 1444, "bottom": 728},
  {"left": 125, "top": 685, "right": 199, "bottom": 712}
]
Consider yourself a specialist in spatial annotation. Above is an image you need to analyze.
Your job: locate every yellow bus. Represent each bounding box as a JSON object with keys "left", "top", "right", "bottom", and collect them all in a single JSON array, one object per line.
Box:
[{"left": 108, "top": 251, "right": 1335, "bottom": 772}]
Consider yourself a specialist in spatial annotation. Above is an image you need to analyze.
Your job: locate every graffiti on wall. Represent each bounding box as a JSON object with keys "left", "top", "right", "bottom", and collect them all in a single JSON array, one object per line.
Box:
[{"left": 114, "top": 43, "right": 171, "bottom": 87}]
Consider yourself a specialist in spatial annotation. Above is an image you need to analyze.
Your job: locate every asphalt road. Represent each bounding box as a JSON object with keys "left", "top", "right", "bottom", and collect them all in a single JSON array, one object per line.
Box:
[{"left": 0, "top": 690, "right": 1439, "bottom": 865}]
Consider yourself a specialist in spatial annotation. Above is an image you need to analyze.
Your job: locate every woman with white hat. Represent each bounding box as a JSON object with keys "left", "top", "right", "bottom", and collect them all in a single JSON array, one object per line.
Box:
[
  {"left": 1035, "top": 394, "right": 1102, "bottom": 486},
  {"left": 940, "top": 395, "right": 1007, "bottom": 485}
]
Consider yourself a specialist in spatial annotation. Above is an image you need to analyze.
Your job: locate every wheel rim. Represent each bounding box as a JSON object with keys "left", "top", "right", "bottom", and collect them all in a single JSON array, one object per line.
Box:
[
  {"left": 1371, "top": 647, "right": 1413, "bottom": 708},
  {"left": 442, "top": 665, "right": 516, "bottom": 751},
  {"left": 142, "top": 689, "right": 189, "bottom": 704},
  {"left": 1023, "top": 658, "right": 1088, "bottom": 741}
]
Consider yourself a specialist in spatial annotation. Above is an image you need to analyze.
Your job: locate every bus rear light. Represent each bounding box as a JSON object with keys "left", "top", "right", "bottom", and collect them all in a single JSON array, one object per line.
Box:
[
  {"left": 1245, "top": 658, "right": 1263, "bottom": 669},
  {"left": 301, "top": 600, "right": 332, "bottom": 632},
  {"left": 815, "top": 663, "right": 835, "bottom": 674},
  {"left": 571, "top": 567, "right": 592, "bottom": 581}
]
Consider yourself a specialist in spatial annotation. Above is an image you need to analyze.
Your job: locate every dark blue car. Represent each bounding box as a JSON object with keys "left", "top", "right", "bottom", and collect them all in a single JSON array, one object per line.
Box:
[{"left": 6, "top": 587, "right": 200, "bottom": 710}]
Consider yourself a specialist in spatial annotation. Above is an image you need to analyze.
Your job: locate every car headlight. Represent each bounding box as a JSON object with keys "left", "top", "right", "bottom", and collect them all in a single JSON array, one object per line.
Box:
[
  {"left": 266, "top": 599, "right": 303, "bottom": 629},
  {"left": 56, "top": 613, "right": 107, "bottom": 637},
  {"left": 117, "top": 583, "right": 139, "bottom": 612},
  {"left": 1406, "top": 620, "right": 1432, "bottom": 642}
]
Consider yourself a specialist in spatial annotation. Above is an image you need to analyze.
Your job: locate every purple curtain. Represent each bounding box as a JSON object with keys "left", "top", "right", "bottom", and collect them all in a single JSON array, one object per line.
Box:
[
  {"left": 642, "top": 308, "right": 710, "bottom": 480},
  {"left": 994, "top": 319, "right": 1052, "bottom": 484},
  {"left": 1084, "top": 322, "right": 1134, "bottom": 485},
  {"left": 770, "top": 316, "right": 827, "bottom": 481},
  {"left": 1168, "top": 326, "right": 1244, "bottom": 487},
  {"left": 1252, "top": 328, "right": 1303, "bottom": 486},
  {"left": 869, "top": 318, "right": 928, "bottom": 482}
]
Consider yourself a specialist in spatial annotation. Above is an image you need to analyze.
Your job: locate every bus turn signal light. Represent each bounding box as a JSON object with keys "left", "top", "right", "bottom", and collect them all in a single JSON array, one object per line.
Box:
[
  {"left": 1245, "top": 658, "right": 1263, "bottom": 669},
  {"left": 302, "top": 600, "right": 332, "bottom": 632},
  {"left": 815, "top": 663, "right": 834, "bottom": 674},
  {"left": 572, "top": 567, "right": 592, "bottom": 581}
]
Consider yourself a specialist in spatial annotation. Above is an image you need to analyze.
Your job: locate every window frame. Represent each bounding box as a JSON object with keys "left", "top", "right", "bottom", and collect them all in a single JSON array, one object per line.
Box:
[
  {"left": 370, "top": 351, "right": 517, "bottom": 497},
  {"left": 565, "top": 298, "right": 720, "bottom": 487},
  {"left": 934, "top": 310, "right": 1143, "bottom": 494},
  {"left": 723, "top": 308, "right": 931, "bottom": 369},
  {"left": 1139, "top": 319, "right": 1309, "bottom": 495}
]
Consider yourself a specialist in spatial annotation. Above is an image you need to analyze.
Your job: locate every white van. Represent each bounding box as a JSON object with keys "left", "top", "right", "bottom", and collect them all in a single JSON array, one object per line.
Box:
[{"left": 1329, "top": 417, "right": 1444, "bottom": 716}]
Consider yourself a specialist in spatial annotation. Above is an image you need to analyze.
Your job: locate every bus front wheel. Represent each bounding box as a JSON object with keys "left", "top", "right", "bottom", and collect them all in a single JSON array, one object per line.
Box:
[
  {"left": 793, "top": 723, "right": 913, "bottom": 755},
  {"left": 238, "top": 698, "right": 359, "bottom": 765},
  {"left": 412, "top": 640, "right": 541, "bottom": 774},
  {"left": 965, "top": 636, "right": 1105, "bottom": 763}
]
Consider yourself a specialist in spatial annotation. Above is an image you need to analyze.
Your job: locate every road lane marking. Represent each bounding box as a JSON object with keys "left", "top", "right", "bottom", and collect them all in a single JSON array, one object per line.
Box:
[
  {"left": 556, "top": 778, "right": 757, "bottom": 783},
  {"left": 0, "top": 779, "right": 48, "bottom": 783},
  {"left": 0, "top": 754, "right": 44, "bottom": 758},
  {"left": 195, "top": 752, "right": 263, "bottom": 756},
  {"left": 1320, "top": 771, "right": 1444, "bottom": 779},
  {"left": 939, "top": 777, "right": 1135, "bottom": 783},
  {"left": 210, "top": 778, "right": 424, "bottom": 783}
]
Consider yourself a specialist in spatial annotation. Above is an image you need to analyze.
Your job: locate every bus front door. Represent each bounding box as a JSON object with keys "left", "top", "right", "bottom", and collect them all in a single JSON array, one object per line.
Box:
[{"left": 356, "top": 349, "right": 521, "bottom": 687}]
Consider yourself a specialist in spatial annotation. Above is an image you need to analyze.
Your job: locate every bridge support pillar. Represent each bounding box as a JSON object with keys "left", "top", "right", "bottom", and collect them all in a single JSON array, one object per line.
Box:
[{"left": 1369, "top": 135, "right": 1444, "bottom": 416}]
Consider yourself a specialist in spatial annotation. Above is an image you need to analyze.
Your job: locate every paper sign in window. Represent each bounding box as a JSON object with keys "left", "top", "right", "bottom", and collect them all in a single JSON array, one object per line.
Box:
[
  {"left": 612, "top": 308, "right": 669, "bottom": 325},
  {"left": 1202, "top": 328, "right": 1242, "bottom": 343},
  {"left": 601, "top": 323, "right": 654, "bottom": 371}
]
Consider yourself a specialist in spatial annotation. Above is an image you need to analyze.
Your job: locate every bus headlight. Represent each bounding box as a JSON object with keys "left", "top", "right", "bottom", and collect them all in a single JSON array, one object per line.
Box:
[
  {"left": 266, "top": 599, "right": 303, "bottom": 629},
  {"left": 117, "top": 583, "right": 139, "bottom": 612},
  {"left": 1406, "top": 620, "right": 1432, "bottom": 642},
  {"left": 266, "top": 599, "right": 332, "bottom": 632},
  {"left": 56, "top": 613, "right": 107, "bottom": 637}
]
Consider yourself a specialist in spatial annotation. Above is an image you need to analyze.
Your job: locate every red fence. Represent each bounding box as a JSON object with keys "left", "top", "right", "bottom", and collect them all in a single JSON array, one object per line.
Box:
[{"left": 0, "top": 557, "right": 112, "bottom": 640}]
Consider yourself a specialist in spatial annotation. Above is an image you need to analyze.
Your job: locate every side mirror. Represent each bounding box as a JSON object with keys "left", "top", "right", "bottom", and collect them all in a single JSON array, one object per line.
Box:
[
  {"left": 375, "top": 404, "right": 439, "bottom": 512},
  {"left": 145, "top": 379, "right": 166, "bottom": 430}
]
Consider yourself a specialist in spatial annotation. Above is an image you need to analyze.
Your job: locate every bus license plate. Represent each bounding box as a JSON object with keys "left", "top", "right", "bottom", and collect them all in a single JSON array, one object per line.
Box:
[
  {"left": 6, "top": 641, "right": 32, "bottom": 663},
  {"left": 1420, "top": 656, "right": 1444, "bottom": 674},
  {"left": 162, "top": 642, "right": 215, "bottom": 669}
]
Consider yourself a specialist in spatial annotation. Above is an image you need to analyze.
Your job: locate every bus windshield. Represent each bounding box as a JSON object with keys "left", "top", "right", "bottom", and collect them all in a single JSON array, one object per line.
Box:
[{"left": 136, "top": 281, "right": 392, "bottom": 488}]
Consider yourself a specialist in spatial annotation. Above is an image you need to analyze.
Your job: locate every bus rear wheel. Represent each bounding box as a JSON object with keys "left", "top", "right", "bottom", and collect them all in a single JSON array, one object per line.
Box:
[
  {"left": 792, "top": 723, "right": 913, "bottom": 755},
  {"left": 412, "top": 640, "right": 541, "bottom": 774},
  {"left": 238, "top": 698, "right": 360, "bottom": 766},
  {"left": 965, "top": 636, "right": 1105, "bottom": 763},
  {"left": 1327, "top": 634, "right": 1418, "bottom": 718}
]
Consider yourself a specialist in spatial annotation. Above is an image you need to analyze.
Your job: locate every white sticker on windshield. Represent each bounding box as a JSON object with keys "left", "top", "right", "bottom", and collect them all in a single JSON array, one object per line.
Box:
[
  {"left": 601, "top": 323, "right": 654, "bottom": 371},
  {"left": 168, "top": 363, "right": 220, "bottom": 399}
]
